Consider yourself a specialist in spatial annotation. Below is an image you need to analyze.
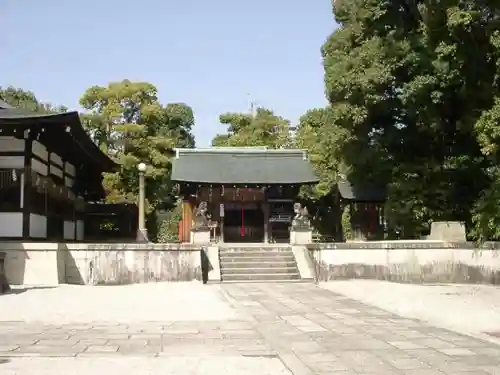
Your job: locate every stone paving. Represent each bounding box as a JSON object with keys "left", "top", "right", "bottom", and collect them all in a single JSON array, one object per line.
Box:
[{"left": 0, "top": 282, "right": 500, "bottom": 374}]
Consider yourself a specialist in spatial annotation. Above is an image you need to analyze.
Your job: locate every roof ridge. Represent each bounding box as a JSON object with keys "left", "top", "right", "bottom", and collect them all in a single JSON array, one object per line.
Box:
[{"left": 175, "top": 147, "right": 308, "bottom": 154}]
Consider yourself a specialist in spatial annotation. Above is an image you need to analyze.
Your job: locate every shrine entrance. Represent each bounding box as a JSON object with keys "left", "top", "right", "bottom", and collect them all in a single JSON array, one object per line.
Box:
[
  {"left": 223, "top": 202, "right": 264, "bottom": 243},
  {"left": 171, "top": 148, "right": 319, "bottom": 244}
]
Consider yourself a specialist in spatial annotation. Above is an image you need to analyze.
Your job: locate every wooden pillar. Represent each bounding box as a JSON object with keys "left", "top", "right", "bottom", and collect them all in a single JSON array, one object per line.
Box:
[{"left": 22, "top": 131, "right": 33, "bottom": 239}]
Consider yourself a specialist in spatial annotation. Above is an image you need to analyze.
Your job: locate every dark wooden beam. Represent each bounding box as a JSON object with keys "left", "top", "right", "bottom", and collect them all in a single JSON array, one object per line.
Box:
[{"left": 22, "top": 131, "right": 34, "bottom": 239}]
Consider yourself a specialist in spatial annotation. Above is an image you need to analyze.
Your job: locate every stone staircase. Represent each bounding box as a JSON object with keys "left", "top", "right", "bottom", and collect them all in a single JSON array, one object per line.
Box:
[{"left": 219, "top": 245, "right": 302, "bottom": 282}]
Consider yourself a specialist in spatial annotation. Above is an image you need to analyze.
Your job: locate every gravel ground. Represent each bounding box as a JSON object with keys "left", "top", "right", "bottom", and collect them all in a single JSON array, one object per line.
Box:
[
  {"left": 0, "top": 282, "right": 238, "bottom": 323},
  {"left": 320, "top": 280, "right": 500, "bottom": 343},
  {"left": 0, "top": 357, "right": 291, "bottom": 375}
]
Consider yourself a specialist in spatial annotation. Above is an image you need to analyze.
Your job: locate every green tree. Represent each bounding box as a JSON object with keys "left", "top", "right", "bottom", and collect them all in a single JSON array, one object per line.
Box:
[
  {"left": 296, "top": 107, "right": 350, "bottom": 198},
  {"left": 80, "top": 80, "right": 195, "bottom": 234},
  {"left": 156, "top": 201, "right": 183, "bottom": 243},
  {"left": 319, "top": 0, "right": 497, "bottom": 238},
  {"left": 212, "top": 108, "right": 292, "bottom": 148},
  {"left": 295, "top": 107, "right": 350, "bottom": 237},
  {"left": 0, "top": 86, "right": 67, "bottom": 113}
]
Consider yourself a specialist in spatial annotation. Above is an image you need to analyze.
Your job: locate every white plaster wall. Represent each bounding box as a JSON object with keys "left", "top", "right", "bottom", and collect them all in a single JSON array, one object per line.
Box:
[
  {"left": 64, "top": 176, "right": 74, "bottom": 187},
  {"left": 64, "top": 220, "right": 75, "bottom": 240},
  {"left": 0, "top": 156, "right": 23, "bottom": 169},
  {"left": 0, "top": 212, "right": 22, "bottom": 237},
  {"left": 0, "top": 136, "right": 24, "bottom": 151},
  {"left": 65, "top": 163, "right": 76, "bottom": 176},
  {"left": 50, "top": 152, "right": 63, "bottom": 167},
  {"left": 32, "top": 141, "right": 48, "bottom": 161},
  {"left": 76, "top": 220, "right": 84, "bottom": 241},
  {"left": 31, "top": 158, "right": 48, "bottom": 175},
  {"left": 29, "top": 214, "right": 47, "bottom": 238},
  {"left": 50, "top": 165, "right": 64, "bottom": 178}
]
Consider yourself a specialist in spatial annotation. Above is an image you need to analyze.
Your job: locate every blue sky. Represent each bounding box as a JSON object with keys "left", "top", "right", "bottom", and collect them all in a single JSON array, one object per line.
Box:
[{"left": 1, "top": 0, "right": 335, "bottom": 146}]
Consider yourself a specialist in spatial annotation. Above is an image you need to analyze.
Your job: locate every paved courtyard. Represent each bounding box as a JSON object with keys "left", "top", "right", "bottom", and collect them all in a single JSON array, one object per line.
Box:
[{"left": 0, "top": 282, "right": 500, "bottom": 374}]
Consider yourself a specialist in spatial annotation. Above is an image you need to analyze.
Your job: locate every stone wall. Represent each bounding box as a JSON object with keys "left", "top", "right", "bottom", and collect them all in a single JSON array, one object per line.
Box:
[
  {"left": 306, "top": 241, "right": 500, "bottom": 284},
  {"left": 1, "top": 242, "right": 60, "bottom": 285},
  {"left": 0, "top": 242, "right": 203, "bottom": 286}
]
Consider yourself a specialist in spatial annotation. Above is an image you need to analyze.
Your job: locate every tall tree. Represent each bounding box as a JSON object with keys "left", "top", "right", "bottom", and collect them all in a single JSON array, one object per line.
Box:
[
  {"left": 80, "top": 79, "right": 195, "bottom": 216},
  {"left": 319, "top": 0, "right": 498, "bottom": 238},
  {"left": 296, "top": 107, "right": 350, "bottom": 198},
  {"left": 212, "top": 108, "right": 292, "bottom": 148},
  {"left": 295, "top": 107, "right": 351, "bottom": 236}
]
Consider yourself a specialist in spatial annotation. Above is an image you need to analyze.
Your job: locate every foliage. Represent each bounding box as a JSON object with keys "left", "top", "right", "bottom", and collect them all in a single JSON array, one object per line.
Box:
[
  {"left": 80, "top": 80, "right": 195, "bottom": 220},
  {"left": 341, "top": 205, "right": 353, "bottom": 241},
  {"left": 156, "top": 202, "right": 183, "bottom": 243},
  {"left": 296, "top": 107, "right": 350, "bottom": 199},
  {"left": 294, "top": 0, "right": 500, "bottom": 239},
  {"left": 212, "top": 108, "right": 292, "bottom": 148},
  {"left": 0, "top": 86, "right": 67, "bottom": 113}
]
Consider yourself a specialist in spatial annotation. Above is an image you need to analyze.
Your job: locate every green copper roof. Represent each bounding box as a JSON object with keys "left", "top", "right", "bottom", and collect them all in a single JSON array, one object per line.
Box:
[{"left": 171, "top": 148, "right": 319, "bottom": 185}]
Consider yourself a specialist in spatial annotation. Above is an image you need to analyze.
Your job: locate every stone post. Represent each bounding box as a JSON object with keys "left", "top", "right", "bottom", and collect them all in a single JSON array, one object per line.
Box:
[
  {"left": 0, "top": 252, "right": 10, "bottom": 294},
  {"left": 191, "top": 227, "right": 211, "bottom": 244},
  {"left": 290, "top": 227, "right": 313, "bottom": 245},
  {"left": 136, "top": 162, "right": 148, "bottom": 242}
]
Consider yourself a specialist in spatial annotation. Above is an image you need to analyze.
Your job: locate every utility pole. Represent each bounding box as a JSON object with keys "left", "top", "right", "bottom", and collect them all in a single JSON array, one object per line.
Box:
[{"left": 247, "top": 93, "right": 256, "bottom": 117}]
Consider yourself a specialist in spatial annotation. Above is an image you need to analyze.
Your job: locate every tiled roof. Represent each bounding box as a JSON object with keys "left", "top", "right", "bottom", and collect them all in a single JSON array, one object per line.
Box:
[
  {"left": 0, "top": 106, "right": 116, "bottom": 172},
  {"left": 171, "top": 148, "right": 319, "bottom": 185}
]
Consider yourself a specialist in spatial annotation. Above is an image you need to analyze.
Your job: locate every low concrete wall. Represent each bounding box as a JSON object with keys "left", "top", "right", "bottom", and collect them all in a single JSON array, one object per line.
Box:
[
  {"left": 307, "top": 241, "right": 500, "bottom": 284},
  {"left": 0, "top": 242, "right": 203, "bottom": 286},
  {"left": 1, "top": 243, "right": 60, "bottom": 286}
]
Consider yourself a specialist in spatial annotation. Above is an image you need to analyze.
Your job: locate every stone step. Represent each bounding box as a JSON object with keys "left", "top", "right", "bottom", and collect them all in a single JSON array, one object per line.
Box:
[
  {"left": 220, "top": 257, "right": 296, "bottom": 264},
  {"left": 221, "top": 267, "right": 299, "bottom": 275},
  {"left": 220, "top": 260, "right": 298, "bottom": 268},
  {"left": 221, "top": 279, "right": 308, "bottom": 284},
  {"left": 222, "top": 273, "right": 301, "bottom": 281},
  {"left": 219, "top": 251, "right": 294, "bottom": 257},
  {"left": 219, "top": 248, "right": 292, "bottom": 253},
  {"left": 219, "top": 246, "right": 301, "bottom": 283}
]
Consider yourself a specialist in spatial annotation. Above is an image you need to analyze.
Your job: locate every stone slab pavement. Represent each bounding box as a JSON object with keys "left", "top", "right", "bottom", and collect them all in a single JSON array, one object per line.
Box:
[
  {"left": 320, "top": 280, "right": 500, "bottom": 345},
  {"left": 0, "top": 282, "right": 499, "bottom": 374}
]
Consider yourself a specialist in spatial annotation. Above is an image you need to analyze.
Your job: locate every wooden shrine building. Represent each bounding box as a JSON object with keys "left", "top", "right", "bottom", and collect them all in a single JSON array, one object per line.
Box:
[
  {"left": 0, "top": 100, "right": 116, "bottom": 241},
  {"left": 171, "top": 148, "right": 319, "bottom": 243},
  {"left": 337, "top": 180, "right": 386, "bottom": 240}
]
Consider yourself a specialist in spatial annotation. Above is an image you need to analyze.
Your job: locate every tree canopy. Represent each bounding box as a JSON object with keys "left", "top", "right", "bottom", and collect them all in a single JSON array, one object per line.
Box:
[
  {"left": 212, "top": 107, "right": 292, "bottom": 149},
  {"left": 80, "top": 79, "right": 195, "bottom": 217},
  {"left": 294, "top": 0, "right": 500, "bottom": 239},
  {"left": 0, "top": 86, "right": 67, "bottom": 113}
]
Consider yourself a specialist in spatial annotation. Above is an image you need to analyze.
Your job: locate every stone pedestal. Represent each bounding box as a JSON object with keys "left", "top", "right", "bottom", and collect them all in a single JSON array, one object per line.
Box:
[
  {"left": 136, "top": 228, "right": 149, "bottom": 242},
  {"left": 190, "top": 228, "right": 211, "bottom": 244},
  {"left": 0, "top": 252, "right": 10, "bottom": 294},
  {"left": 428, "top": 221, "right": 466, "bottom": 242},
  {"left": 204, "top": 246, "right": 221, "bottom": 282},
  {"left": 290, "top": 228, "right": 313, "bottom": 245}
]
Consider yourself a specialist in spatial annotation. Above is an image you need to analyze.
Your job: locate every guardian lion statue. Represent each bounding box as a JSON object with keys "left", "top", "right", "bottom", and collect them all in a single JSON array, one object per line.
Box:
[{"left": 292, "top": 202, "right": 310, "bottom": 229}]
